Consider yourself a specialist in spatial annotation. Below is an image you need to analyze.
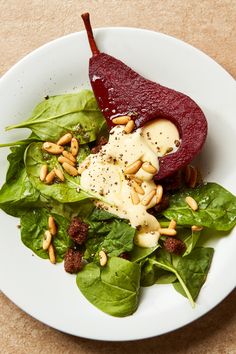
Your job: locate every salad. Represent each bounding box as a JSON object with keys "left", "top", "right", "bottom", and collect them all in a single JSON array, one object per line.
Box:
[{"left": 0, "top": 89, "right": 235, "bottom": 317}]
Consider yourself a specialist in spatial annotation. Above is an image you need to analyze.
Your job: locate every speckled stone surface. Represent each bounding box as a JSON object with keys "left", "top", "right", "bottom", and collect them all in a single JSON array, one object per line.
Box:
[{"left": 0, "top": 0, "right": 236, "bottom": 353}]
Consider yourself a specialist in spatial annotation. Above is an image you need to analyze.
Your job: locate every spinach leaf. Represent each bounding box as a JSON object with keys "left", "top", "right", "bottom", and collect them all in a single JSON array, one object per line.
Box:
[
  {"left": 20, "top": 208, "right": 72, "bottom": 261},
  {"left": 163, "top": 183, "right": 236, "bottom": 231},
  {"left": 76, "top": 257, "right": 141, "bottom": 317},
  {"left": 0, "top": 133, "right": 41, "bottom": 148},
  {"left": 49, "top": 199, "right": 94, "bottom": 220},
  {"left": 25, "top": 142, "right": 91, "bottom": 203},
  {"left": 76, "top": 145, "right": 91, "bottom": 164},
  {"left": 84, "top": 209, "right": 136, "bottom": 260},
  {"left": 182, "top": 230, "right": 201, "bottom": 256},
  {"left": 141, "top": 249, "right": 195, "bottom": 306},
  {"left": 0, "top": 145, "right": 42, "bottom": 216},
  {"left": 130, "top": 244, "right": 159, "bottom": 263},
  {"left": 173, "top": 248, "right": 214, "bottom": 300},
  {"left": 6, "top": 91, "right": 107, "bottom": 143},
  {"left": 140, "top": 251, "right": 177, "bottom": 286}
]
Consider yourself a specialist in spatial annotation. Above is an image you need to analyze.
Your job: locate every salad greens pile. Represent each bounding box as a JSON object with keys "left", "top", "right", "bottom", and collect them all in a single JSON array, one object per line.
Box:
[{"left": 0, "top": 89, "right": 235, "bottom": 317}]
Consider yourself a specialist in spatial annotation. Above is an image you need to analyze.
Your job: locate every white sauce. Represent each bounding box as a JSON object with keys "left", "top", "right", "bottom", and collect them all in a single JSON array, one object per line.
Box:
[{"left": 80, "top": 119, "right": 179, "bottom": 247}]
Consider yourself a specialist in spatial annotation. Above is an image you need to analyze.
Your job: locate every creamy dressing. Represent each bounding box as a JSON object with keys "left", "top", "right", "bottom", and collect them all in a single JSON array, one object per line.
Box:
[
  {"left": 80, "top": 119, "right": 179, "bottom": 246},
  {"left": 142, "top": 119, "right": 180, "bottom": 156}
]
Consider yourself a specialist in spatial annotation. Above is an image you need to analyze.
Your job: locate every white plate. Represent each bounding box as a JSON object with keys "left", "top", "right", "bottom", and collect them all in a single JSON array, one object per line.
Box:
[{"left": 0, "top": 28, "right": 235, "bottom": 341}]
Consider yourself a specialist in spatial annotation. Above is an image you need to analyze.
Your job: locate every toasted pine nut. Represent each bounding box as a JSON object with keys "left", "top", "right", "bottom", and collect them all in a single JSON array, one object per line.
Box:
[
  {"left": 78, "top": 159, "right": 90, "bottom": 174},
  {"left": 141, "top": 189, "right": 156, "bottom": 206},
  {"left": 58, "top": 155, "right": 75, "bottom": 166},
  {"left": 189, "top": 166, "right": 198, "bottom": 188},
  {"left": 124, "top": 120, "right": 135, "bottom": 134},
  {"left": 57, "top": 133, "right": 73, "bottom": 146},
  {"left": 185, "top": 196, "right": 198, "bottom": 211},
  {"left": 62, "top": 150, "right": 76, "bottom": 163},
  {"left": 48, "top": 244, "right": 56, "bottom": 264},
  {"left": 45, "top": 170, "right": 56, "bottom": 184},
  {"left": 112, "top": 116, "right": 131, "bottom": 125},
  {"left": 43, "top": 230, "right": 52, "bottom": 250},
  {"left": 43, "top": 142, "right": 64, "bottom": 155},
  {"left": 156, "top": 184, "right": 163, "bottom": 204},
  {"left": 40, "top": 164, "right": 48, "bottom": 182},
  {"left": 159, "top": 228, "right": 177, "bottom": 236},
  {"left": 191, "top": 225, "right": 203, "bottom": 232},
  {"left": 168, "top": 219, "right": 177, "bottom": 229},
  {"left": 62, "top": 162, "right": 79, "bottom": 176},
  {"left": 54, "top": 168, "right": 65, "bottom": 182},
  {"left": 132, "top": 181, "right": 145, "bottom": 195},
  {"left": 142, "top": 161, "right": 157, "bottom": 174},
  {"left": 99, "top": 250, "right": 107, "bottom": 266},
  {"left": 71, "top": 137, "right": 79, "bottom": 157},
  {"left": 129, "top": 175, "right": 143, "bottom": 185},
  {"left": 131, "top": 189, "right": 140, "bottom": 205},
  {"left": 48, "top": 216, "right": 57, "bottom": 236},
  {"left": 124, "top": 160, "right": 142, "bottom": 175}
]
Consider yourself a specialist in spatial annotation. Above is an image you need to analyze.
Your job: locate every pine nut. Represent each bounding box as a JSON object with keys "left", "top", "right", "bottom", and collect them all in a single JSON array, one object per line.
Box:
[
  {"left": 156, "top": 184, "right": 163, "bottom": 204},
  {"left": 185, "top": 196, "right": 198, "bottom": 211},
  {"left": 129, "top": 175, "right": 143, "bottom": 185},
  {"left": 45, "top": 170, "right": 56, "bottom": 184},
  {"left": 99, "top": 250, "right": 107, "bottom": 266},
  {"left": 78, "top": 159, "right": 90, "bottom": 174},
  {"left": 48, "top": 244, "right": 56, "bottom": 264},
  {"left": 48, "top": 216, "right": 57, "bottom": 236},
  {"left": 159, "top": 228, "right": 177, "bottom": 236},
  {"left": 131, "top": 188, "right": 140, "bottom": 205},
  {"left": 112, "top": 116, "right": 131, "bottom": 125},
  {"left": 141, "top": 189, "right": 156, "bottom": 206},
  {"left": 124, "top": 120, "right": 135, "bottom": 133},
  {"left": 62, "top": 150, "right": 76, "bottom": 163},
  {"left": 54, "top": 168, "right": 65, "bottom": 182},
  {"left": 58, "top": 155, "right": 75, "bottom": 166},
  {"left": 142, "top": 161, "right": 157, "bottom": 174},
  {"left": 168, "top": 220, "right": 177, "bottom": 229},
  {"left": 191, "top": 225, "right": 203, "bottom": 232},
  {"left": 43, "top": 142, "right": 64, "bottom": 155},
  {"left": 40, "top": 164, "right": 48, "bottom": 182},
  {"left": 62, "top": 162, "right": 79, "bottom": 176},
  {"left": 43, "top": 230, "right": 52, "bottom": 250},
  {"left": 57, "top": 133, "right": 73, "bottom": 146},
  {"left": 132, "top": 181, "right": 145, "bottom": 195},
  {"left": 189, "top": 166, "right": 198, "bottom": 188},
  {"left": 124, "top": 160, "right": 142, "bottom": 175},
  {"left": 71, "top": 137, "right": 79, "bottom": 157}
]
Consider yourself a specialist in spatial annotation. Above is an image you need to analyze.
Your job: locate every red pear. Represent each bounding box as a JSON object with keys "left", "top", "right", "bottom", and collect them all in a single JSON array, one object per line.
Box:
[{"left": 81, "top": 13, "right": 207, "bottom": 181}]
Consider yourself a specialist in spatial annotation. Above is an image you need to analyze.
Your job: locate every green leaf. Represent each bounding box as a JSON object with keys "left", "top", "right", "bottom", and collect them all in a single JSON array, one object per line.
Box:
[
  {"left": 76, "top": 257, "right": 141, "bottom": 317},
  {"left": 0, "top": 133, "right": 41, "bottom": 148},
  {"left": 183, "top": 230, "right": 201, "bottom": 256},
  {"left": 6, "top": 91, "right": 107, "bottom": 143},
  {"left": 163, "top": 183, "right": 236, "bottom": 231},
  {"left": 20, "top": 208, "right": 72, "bottom": 261},
  {"left": 84, "top": 209, "right": 136, "bottom": 260},
  {"left": 145, "top": 249, "right": 196, "bottom": 307},
  {"left": 156, "top": 272, "right": 177, "bottom": 284},
  {"left": 173, "top": 247, "right": 214, "bottom": 300},
  {"left": 0, "top": 145, "right": 42, "bottom": 216},
  {"left": 130, "top": 244, "right": 159, "bottom": 263},
  {"left": 25, "top": 142, "right": 91, "bottom": 203}
]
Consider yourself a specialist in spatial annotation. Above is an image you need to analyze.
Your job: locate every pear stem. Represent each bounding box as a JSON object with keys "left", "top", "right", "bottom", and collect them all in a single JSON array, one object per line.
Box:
[{"left": 81, "top": 13, "right": 100, "bottom": 56}]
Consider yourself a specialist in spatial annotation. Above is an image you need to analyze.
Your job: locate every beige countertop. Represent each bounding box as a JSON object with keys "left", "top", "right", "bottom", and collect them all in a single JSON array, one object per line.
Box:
[{"left": 0, "top": 1, "right": 236, "bottom": 353}]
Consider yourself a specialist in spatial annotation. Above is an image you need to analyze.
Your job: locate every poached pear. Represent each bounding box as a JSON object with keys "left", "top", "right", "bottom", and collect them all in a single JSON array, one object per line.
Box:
[{"left": 81, "top": 13, "right": 207, "bottom": 180}]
